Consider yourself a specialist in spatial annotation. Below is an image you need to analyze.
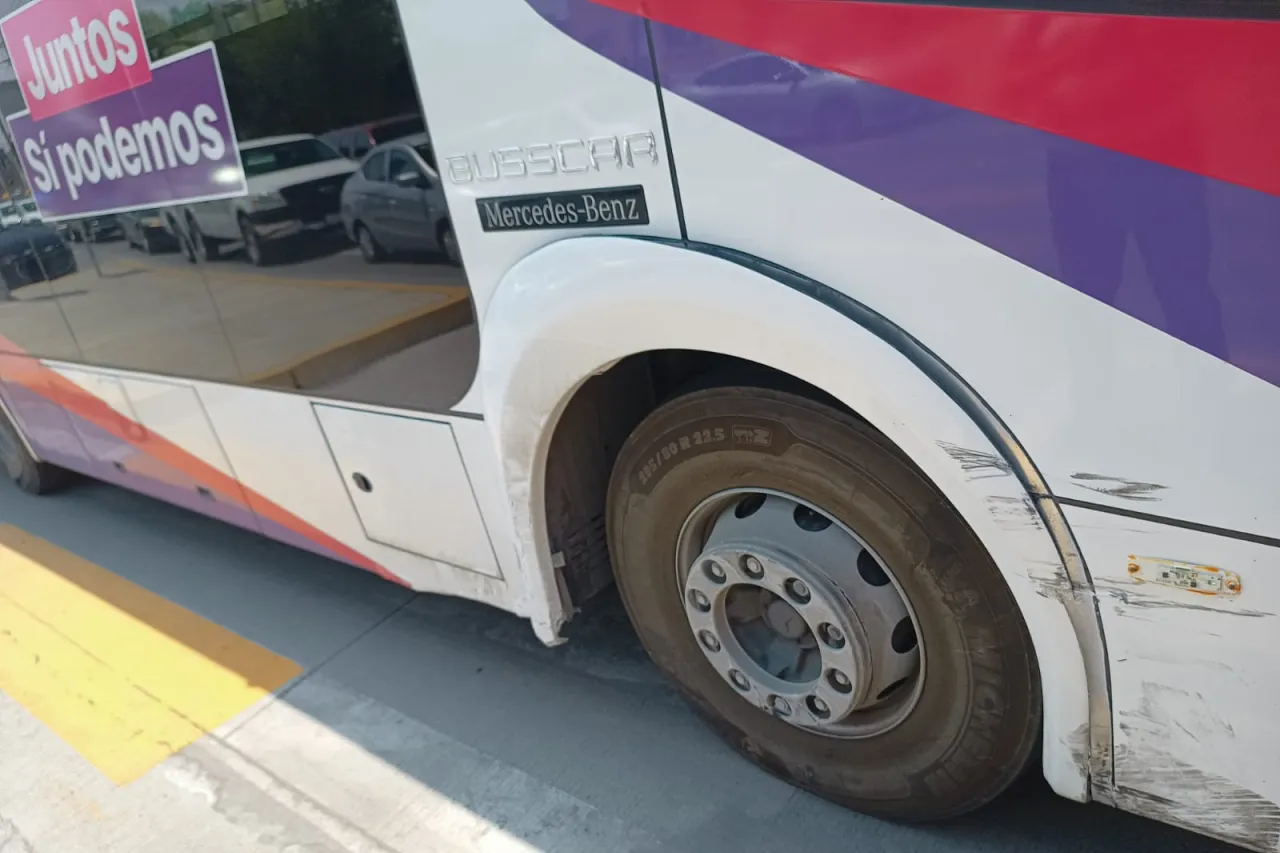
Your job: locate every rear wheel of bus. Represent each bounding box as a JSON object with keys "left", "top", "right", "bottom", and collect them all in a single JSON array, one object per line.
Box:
[
  {"left": 0, "top": 407, "right": 72, "bottom": 496},
  {"left": 607, "top": 385, "right": 1041, "bottom": 821}
]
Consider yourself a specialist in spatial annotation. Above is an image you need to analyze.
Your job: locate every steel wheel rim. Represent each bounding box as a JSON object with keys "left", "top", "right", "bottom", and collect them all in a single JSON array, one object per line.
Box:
[{"left": 675, "top": 488, "right": 926, "bottom": 739}]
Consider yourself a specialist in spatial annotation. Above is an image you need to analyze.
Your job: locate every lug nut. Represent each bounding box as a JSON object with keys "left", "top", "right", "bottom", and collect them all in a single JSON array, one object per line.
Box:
[
  {"left": 698, "top": 630, "right": 721, "bottom": 653},
  {"left": 688, "top": 589, "right": 711, "bottom": 612},
  {"left": 729, "top": 670, "right": 750, "bottom": 692},
  {"left": 742, "top": 555, "right": 764, "bottom": 579},
  {"left": 807, "top": 695, "right": 831, "bottom": 719},
  {"left": 819, "top": 623, "right": 845, "bottom": 649},
  {"left": 827, "top": 669, "right": 852, "bottom": 693},
  {"left": 769, "top": 695, "right": 792, "bottom": 716},
  {"left": 703, "top": 561, "right": 727, "bottom": 584},
  {"left": 784, "top": 578, "right": 811, "bottom": 604}
]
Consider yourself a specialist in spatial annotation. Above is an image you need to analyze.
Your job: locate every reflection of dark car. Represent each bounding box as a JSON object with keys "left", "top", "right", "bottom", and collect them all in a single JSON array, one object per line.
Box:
[
  {"left": 321, "top": 114, "right": 426, "bottom": 159},
  {"left": 64, "top": 214, "right": 123, "bottom": 243},
  {"left": 340, "top": 134, "right": 458, "bottom": 265},
  {"left": 682, "top": 52, "right": 920, "bottom": 140},
  {"left": 0, "top": 222, "right": 76, "bottom": 291},
  {"left": 180, "top": 134, "right": 358, "bottom": 266},
  {"left": 120, "top": 208, "right": 182, "bottom": 254}
]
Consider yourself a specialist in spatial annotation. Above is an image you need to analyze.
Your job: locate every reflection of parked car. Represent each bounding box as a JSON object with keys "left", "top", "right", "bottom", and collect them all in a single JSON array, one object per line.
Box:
[
  {"left": 0, "top": 222, "right": 76, "bottom": 291},
  {"left": 0, "top": 199, "right": 42, "bottom": 226},
  {"left": 180, "top": 134, "right": 358, "bottom": 266},
  {"left": 340, "top": 134, "right": 458, "bottom": 265},
  {"left": 682, "top": 53, "right": 917, "bottom": 140},
  {"left": 65, "top": 214, "right": 123, "bottom": 243},
  {"left": 321, "top": 114, "right": 425, "bottom": 159},
  {"left": 119, "top": 208, "right": 181, "bottom": 254}
]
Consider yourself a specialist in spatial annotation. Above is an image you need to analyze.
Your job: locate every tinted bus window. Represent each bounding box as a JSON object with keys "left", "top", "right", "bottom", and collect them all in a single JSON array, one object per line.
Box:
[{"left": 0, "top": 0, "right": 477, "bottom": 413}]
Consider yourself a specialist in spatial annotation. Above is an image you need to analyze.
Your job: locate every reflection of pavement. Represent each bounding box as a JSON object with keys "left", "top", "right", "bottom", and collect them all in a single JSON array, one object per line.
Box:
[
  {"left": 89, "top": 237, "right": 469, "bottom": 290},
  {"left": 318, "top": 322, "right": 479, "bottom": 411},
  {"left": 0, "top": 241, "right": 472, "bottom": 402}
]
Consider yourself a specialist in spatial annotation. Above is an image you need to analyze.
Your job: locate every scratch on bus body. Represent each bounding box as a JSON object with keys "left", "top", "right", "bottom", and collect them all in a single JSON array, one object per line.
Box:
[
  {"left": 1115, "top": 683, "right": 1280, "bottom": 851},
  {"left": 1071, "top": 472, "right": 1167, "bottom": 502}
]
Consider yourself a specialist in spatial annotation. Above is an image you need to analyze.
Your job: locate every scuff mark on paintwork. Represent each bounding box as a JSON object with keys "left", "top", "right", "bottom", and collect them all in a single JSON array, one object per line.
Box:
[
  {"left": 1064, "top": 721, "right": 1091, "bottom": 780},
  {"left": 1071, "top": 472, "right": 1167, "bottom": 502},
  {"left": 937, "top": 441, "right": 1013, "bottom": 479},
  {"left": 1094, "top": 578, "right": 1273, "bottom": 619},
  {"left": 1063, "top": 719, "right": 1116, "bottom": 803},
  {"left": 986, "top": 494, "right": 1043, "bottom": 531},
  {"left": 1115, "top": 683, "right": 1280, "bottom": 851},
  {"left": 1030, "top": 570, "right": 1075, "bottom": 605}
]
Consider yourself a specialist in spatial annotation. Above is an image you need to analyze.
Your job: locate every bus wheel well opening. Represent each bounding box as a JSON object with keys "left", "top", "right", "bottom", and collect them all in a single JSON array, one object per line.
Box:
[{"left": 544, "top": 349, "right": 859, "bottom": 616}]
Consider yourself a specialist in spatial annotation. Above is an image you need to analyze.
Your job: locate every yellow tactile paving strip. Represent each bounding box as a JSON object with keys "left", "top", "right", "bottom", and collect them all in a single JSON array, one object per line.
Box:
[{"left": 0, "top": 525, "right": 301, "bottom": 784}]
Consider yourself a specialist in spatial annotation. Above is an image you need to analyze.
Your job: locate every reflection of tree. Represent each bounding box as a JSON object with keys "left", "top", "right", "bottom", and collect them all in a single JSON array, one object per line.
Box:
[
  {"left": 139, "top": 10, "right": 170, "bottom": 40},
  {"left": 0, "top": 115, "right": 29, "bottom": 198},
  {"left": 217, "top": 0, "right": 417, "bottom": 139}
]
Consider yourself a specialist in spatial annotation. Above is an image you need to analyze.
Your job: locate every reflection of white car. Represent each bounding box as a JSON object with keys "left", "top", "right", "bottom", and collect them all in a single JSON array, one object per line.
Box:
[
  {"left": 0, "top": 200, "right": 36, "bottom": 226},
  {"left": 179, "top": 134, "right": 358, "bottom": 266}
]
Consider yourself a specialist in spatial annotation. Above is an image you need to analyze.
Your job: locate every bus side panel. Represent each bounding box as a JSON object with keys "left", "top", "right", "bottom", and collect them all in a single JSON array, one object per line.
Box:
[
  {"left": 632, "top": 8, "right": 1280, "bottom": 842},
  {"left": 196, "top": 380, "right": 518, "bottom": 611},
  {"left": 404, "top": 0, "right": 682, "bottom": 415},
  {"left": 0, "top": 354, "right": 93, "bottom": 474},
  {"left": 638, "top": 6, "right": 1280, "bottom": 546},
  {"left": 531, "top": 0, "right": 1280, "bottom": 834},
  {"left": 1064, "top": 506, "right": 1280, "bottom": 850}
]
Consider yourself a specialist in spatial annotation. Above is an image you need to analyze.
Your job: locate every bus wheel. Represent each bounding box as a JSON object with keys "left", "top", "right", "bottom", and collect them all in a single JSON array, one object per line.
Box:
[
  {"left": 0, "top": 407, "right": 72, "bottom": 495},
  {"left": 607, "top": 386, "right": 1040, "bottom": 821}
]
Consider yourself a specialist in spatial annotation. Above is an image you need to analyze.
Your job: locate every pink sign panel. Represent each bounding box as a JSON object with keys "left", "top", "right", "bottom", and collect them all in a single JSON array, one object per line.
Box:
[{"left": 1, "top": 0, "right": 153, "bottom": 123}]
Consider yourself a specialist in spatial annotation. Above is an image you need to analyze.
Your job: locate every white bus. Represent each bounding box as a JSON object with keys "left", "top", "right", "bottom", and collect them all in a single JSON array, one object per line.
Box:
[{"left": 0, "top": 0, "right": 1276, "bottom": 847}]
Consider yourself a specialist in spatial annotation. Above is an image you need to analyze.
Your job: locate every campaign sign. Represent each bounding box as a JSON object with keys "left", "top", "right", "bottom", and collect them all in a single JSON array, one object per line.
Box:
[
  {"left": 1, "top": 0, "right": 153, "bottom": 122},
  {"left": 5, "top": 44, "right": 247, "bottom": 221}
]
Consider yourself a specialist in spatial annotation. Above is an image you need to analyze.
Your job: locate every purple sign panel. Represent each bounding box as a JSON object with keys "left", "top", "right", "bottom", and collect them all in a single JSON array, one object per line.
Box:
[{"left": 5, "top": 43, "right": 246, "bottom": 221}]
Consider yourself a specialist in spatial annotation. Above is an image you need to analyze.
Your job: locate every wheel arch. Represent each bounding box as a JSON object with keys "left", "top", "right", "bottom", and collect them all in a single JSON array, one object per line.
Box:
[{"left": 480, "top": 234, "right": 1108, "bottom": 804}]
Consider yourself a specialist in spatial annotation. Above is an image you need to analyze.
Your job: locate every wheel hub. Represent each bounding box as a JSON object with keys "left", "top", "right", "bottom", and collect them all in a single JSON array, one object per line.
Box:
[{"left": 678, "top": 491, "right": 923, "bottom": 737}]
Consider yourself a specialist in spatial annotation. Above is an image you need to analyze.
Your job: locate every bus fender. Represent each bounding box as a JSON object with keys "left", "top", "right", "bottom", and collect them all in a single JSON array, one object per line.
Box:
[{"left": 479, "top": 235, "right": 1106, "bottom": 803}]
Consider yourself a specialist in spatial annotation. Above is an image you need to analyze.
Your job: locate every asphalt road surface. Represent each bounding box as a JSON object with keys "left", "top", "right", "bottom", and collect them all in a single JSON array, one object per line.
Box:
[{"left": 0, "top": 473, "right": 1240, "bottom": 853}]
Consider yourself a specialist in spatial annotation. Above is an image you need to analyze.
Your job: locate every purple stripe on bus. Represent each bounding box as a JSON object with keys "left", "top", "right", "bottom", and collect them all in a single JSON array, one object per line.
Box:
[
  {"left": 12, "top": 396, "right": 361, "bottom": 569},
  {"left": 0, "top": 376, "right": 95, "bottom": 472},
  {"left": 51, "top": 412, "right": 265, "bottom": 535},
  {"left": 527, "top": 0, "right": 1280, "bottom": 389}
]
